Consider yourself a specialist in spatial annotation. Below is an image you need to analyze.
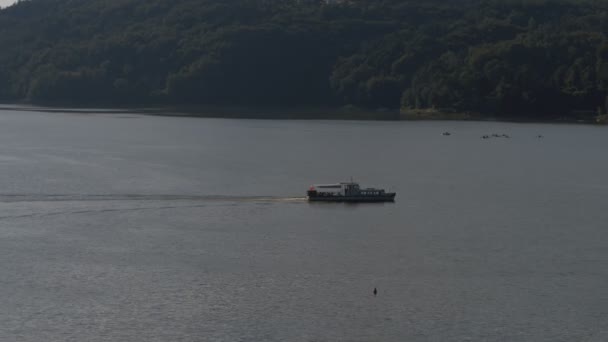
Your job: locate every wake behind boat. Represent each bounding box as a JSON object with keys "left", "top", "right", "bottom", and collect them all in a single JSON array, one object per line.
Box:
[{"left": 306, "top": 181, "right": 395, "bottom": 202}]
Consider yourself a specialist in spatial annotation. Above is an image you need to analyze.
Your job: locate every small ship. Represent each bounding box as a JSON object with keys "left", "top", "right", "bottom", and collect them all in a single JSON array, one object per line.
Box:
[{"left": 306, "top": 181, "right": 396, "bottom": 202}]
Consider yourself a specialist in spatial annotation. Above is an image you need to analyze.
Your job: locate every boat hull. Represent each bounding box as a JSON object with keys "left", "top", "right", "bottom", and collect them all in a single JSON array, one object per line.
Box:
[{"left": 307, "top": 193, "right": 396, "bottom": 203}]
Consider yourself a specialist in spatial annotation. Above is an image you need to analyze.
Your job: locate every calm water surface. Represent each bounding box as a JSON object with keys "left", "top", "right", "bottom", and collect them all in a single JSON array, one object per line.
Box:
[{"left": 0, "top": 108, "right": 607, "bottom": 342}]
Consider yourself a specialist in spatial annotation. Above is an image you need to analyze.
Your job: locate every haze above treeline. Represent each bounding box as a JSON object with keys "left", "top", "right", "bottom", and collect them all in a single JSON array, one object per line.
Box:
[{"left": 1, "top": 0, "right": 607, "bottom": 120}]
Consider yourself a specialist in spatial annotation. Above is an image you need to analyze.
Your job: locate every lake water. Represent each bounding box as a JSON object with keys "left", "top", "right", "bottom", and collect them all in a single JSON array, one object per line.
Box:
[{"left": 0, "top": 107, "right": 607, "bottom": 342}]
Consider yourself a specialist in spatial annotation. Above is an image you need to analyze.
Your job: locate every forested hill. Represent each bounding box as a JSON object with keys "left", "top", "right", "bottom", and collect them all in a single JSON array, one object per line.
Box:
[{"left": 1, "top": 0, "right": 608, "bottom": 119}]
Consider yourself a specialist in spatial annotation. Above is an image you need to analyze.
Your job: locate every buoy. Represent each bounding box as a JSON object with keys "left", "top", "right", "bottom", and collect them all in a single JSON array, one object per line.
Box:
[{"left": 373, "top": 288, "right": 377, "bottom": 296}]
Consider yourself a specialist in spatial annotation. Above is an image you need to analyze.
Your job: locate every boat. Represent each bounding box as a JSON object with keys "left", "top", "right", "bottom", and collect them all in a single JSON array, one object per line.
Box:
[{"left": 306, "top": 181, "right": 396, "bottom": 202}]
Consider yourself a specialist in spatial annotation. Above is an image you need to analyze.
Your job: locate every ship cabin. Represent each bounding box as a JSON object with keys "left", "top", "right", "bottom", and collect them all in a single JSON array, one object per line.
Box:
[
  {"left": 358, "top": 188, "right": 387, "bottom": 196},
  {"left": 308, "top": 182, "right": 386, "bottom": 197}
]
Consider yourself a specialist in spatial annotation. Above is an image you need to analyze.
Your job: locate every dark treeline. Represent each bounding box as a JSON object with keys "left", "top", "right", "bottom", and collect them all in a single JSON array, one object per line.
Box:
[{"left": 1, "top": 0, "right": 608, "bottom": 119}]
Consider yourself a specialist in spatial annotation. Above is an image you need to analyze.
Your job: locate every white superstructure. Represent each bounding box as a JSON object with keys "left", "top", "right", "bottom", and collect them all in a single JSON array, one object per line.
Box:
[{"left": 310, "top": 182, "right": 360, "bottom": 196}]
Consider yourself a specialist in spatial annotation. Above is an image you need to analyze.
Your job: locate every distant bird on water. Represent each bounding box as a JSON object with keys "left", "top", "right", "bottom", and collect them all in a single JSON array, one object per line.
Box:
[{"left": 373, "top": 288, "right": 377, "bottom": 296}]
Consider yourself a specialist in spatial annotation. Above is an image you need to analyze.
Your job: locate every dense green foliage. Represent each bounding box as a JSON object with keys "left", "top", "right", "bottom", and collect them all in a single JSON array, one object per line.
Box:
[{"left": 1, "top": 0, "right": 608, "bottom": 118}]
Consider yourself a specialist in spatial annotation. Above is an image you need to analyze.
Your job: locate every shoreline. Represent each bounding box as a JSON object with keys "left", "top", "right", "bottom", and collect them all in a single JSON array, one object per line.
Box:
[{"left": 0, "top": 103, "right": 605, "bottom": 124}]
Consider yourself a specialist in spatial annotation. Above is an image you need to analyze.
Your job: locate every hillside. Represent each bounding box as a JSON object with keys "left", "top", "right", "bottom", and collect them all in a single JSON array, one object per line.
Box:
[{"left": 0, "top": 0, "right": 607, "bottom": 119}]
